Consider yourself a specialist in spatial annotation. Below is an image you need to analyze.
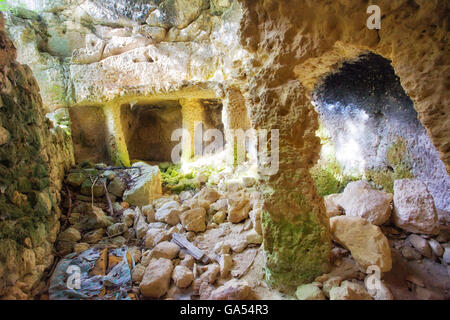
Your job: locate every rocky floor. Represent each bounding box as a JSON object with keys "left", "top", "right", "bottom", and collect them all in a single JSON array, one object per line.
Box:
[{"left": 36, "top": 162, "right": 450, "bottom": 300}]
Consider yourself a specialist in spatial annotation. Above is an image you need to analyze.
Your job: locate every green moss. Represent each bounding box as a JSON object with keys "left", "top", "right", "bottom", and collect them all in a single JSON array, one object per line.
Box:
[
  {"left": 262, "top": 211, "right": 331, "bottom": 287},
  {"left": 160, "top": 164, "right": 199, "bottom": 193},
  {"left": 311, "top": 123, "right": 357, "bottom": 196},
  {"left": 310, "top": 158, "right": 356, "bottom": 197},
  {"left": 366, "top": 137, "right": 413, "bottom": 193}
]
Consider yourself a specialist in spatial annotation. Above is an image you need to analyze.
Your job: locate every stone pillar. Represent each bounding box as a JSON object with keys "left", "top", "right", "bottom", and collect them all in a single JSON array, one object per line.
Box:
[
  {"left": 104, "top": 102, "right": 131, "bottom": 167},
  {"left": 179, "top": 98, "right": 207, "bottom": 160},
  {"left": 237, "top": 0, "right": 331, "bottom": 287},
  {"left": 222, "top": 87, "right": 253, "bottom": 166}
]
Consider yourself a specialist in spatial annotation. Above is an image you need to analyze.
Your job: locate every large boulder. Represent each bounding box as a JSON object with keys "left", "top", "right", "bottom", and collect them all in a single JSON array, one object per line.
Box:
[
  {"left": 330, "top": 216, "right": 392, "bottom": 272},
  {"left": 392, "top": 179, "right": 439, "bottom": 235},
  {"left": 335, "top": 181, "right": 393, "bottom": 225},
  {"left": 123, "top": 162, "right": 162, "bottom": 206},
  {"left": 139, "top": 258, "right": 173, "bottom": 298}
]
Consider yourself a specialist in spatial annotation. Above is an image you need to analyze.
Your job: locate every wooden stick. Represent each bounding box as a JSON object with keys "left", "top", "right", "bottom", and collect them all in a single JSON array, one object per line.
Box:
[{"left": 103, "top": 180, "right": 114, "bottom": 217}]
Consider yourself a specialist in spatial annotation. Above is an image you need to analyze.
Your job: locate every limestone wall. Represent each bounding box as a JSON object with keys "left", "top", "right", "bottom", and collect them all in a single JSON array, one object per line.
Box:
[
  {"left": 4, "top": 0, "right": 241, "bottom": 109},
  {"left": 0, "top": 13, "right": 74, "bottom": 299}
]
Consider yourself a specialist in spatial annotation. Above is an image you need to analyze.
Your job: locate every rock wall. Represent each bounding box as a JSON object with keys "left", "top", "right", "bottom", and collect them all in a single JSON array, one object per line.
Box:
[
  {"left": 0, "top": 13, "right": 74, "bottom": 299},
  {"left": 236, "top": 0, "right": 449, "bottom": 286},
  {"left": 4, "top": 0, "right": 244, "bottom": 166}
]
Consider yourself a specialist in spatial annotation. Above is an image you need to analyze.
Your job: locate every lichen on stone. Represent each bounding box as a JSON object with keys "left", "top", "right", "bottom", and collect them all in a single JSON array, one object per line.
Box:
[{"left": 262, "top": 210, "right": 331, "bottom": 287}]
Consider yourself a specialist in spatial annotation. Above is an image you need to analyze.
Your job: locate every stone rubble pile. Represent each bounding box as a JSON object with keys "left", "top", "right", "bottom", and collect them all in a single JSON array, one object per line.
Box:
[
  {"left": 52, "top": 162, "right": 262, "bottom": 300},
  {"left": 51, "top": 163, "right": 450, "bottom": 301},
  {"left": 296, "top": 178, "right": 450, "bottom": 300}
]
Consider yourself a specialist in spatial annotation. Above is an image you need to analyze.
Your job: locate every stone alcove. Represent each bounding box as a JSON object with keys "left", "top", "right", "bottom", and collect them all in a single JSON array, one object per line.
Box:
[
  {"left": 120, "top": 101, "right": 183, "bottom": 163},
  {"left": 69, "top": 106, "right": 109, "bottom": 164},
  {"left": 68, "top": 97, "right": 226, "bottom": 165},
  {"left": 310, "top": 52, "right": 450, "bottom": 211}
]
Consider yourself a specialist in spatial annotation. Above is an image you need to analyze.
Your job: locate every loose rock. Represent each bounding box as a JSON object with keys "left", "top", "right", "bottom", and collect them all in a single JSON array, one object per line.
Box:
[
  {"left": 139, "top": 258, "right": 173, "bottom": 298},
  {"left": 335, "top": 181, "right": 393, "bottom": 225},
  {"left": 393, "top": 179, "right": 439, "bottom": 235},
  {"left": 330, "top": 216, "right": 392, "bottom": 272}
]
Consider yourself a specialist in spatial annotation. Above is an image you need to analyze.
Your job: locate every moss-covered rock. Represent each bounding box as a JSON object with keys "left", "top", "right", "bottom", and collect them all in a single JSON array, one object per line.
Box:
[{"left": 262, "top": 211, "right": 331, "bottom": 287}]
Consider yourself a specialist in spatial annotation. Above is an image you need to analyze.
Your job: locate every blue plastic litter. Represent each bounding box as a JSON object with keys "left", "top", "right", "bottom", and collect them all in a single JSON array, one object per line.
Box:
[{"left": 49, "top": 246, "right": 133, "bottom": 300}]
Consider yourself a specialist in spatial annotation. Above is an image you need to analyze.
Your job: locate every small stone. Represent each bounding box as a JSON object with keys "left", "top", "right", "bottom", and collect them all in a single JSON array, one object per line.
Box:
[
  {"left": 82, "top": 228, "right": 105, "bottom": 244},
  {"left": 210, "top": 279, "right": 252, "bottom": 300},
  {"left": 401, "top": 245, "right": 422, "bottom": 260},
  {"left": 56, "top": 241, "right": 74, "bottom": 255},
  {"left": 134, "top": 209, "right": 148, "bottom": 240},
  {"left": 81, "top": 178, "right": 105, "bottom": 197},
  {"left": 107, "top": 223, "right": 128, "bottom": 237},
  {"left": 246, "top": 230, "right": 263, "bottom": 244},
  {"left": 196, "top": 173, "right": 208, "bottom": 184},
  {"left": 210, "top": 199, "right": 228, "bottom": 212},
  {"left": 0, "top": 126, "right": 11, "bottom": 145},
  {"left": 122, "top": 208, "right": 136, "bottom": 227},
  {"left": 214, "top": 241, "right": 231, "bottom": 255},
  {"left": 226, "top": 239, "right": 248, "bottom": 253},
  {"left": 196, "top": 187, "right": 221, "bottom": 203},
  {"left": 142, "top": 205, "right": 155, "bottom": 222},
  {"left": 180, "top": 254, "right": 195, "bottom": 269},
  {"left": 58, "top": 227, "right": 81, "bottom": 242},
  {"left": 144, "top": 228, "right": 170, "bottom": 249},
  {"left": 155, "top": 201, "right": 181, "bottom": 226},
  {"left": 193, "top": 263, "right": 220, "bottom": 292},
  {"left": 295, "top": 283, "right": 326, "bottom": 300},
  {"left": 323, "top": 276, "right": 343, "bottom": 297},
  {"left": 81, "top": 206, "right": 111, "bottom": 231},
  {"left": 443, "top": 248, "right": 450, "bottom": 264},
  {"left": 172, "top": 265, "right": 194, "bottom": 288},
  {"left": 139, "top": 258, "right": 173, "bottom": 298},
  {"left": 407, "top": 234, "right": 432, "bottom": 258},
  {"left": 132, "top": 264, "right": 146, "bottom": 283},
  {"left": 180, "top": 208, "right": 206, "bottom": 232},
  {"left": 428, "top": 239, "right": 444, "bottom": 257},
  {"left": 213, "top": 211, "right": 227, "bottom": 224},
  {"left": 329, "top": 281, "right": 372, "bottom": 300},
  {"left": 227, "top": 191, "right": 251, "bottom": 223},
  {"left": 107, "top": 176, "right": 126, "bottom": 197},
  {"left": 24, "top": 237, "right": 32, "bottom": 249},
  {"left": 121, "top": 202, "right": 130, "bottom": 209},
  {"left": 179, "top": 191, "right": 193, "bottom": 202},
  {"left": 151, "top": 241, "right": 180, "bottom": 259},
  {"left": 73, "top": 243, "right": 90, "bottom": 253},
  {"left": 219, "top": 254, "right": 233, "bottom": 278},
  {"left": 66, "top": 173, "right": 86, "bottom": 187}
]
